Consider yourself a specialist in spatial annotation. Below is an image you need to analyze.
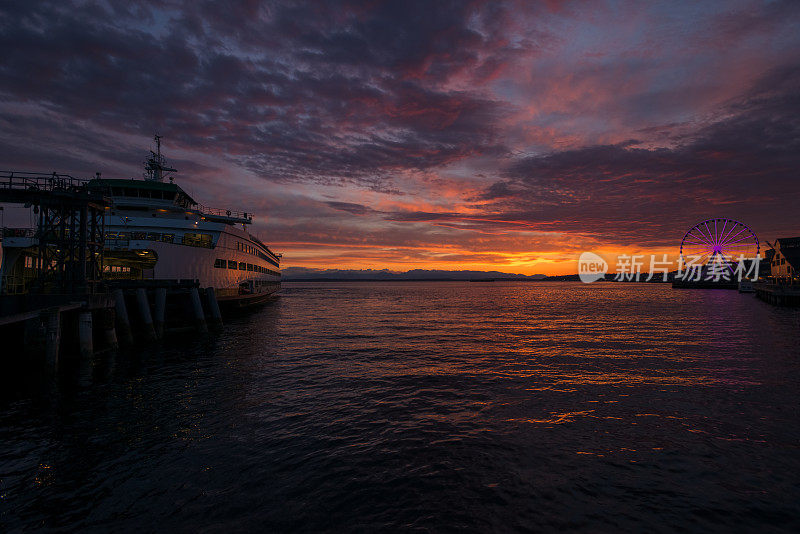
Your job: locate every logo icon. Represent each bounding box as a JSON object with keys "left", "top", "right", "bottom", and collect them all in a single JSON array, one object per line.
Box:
[{"left": 578, "top": 252, "right": 608, "bottom": 283}]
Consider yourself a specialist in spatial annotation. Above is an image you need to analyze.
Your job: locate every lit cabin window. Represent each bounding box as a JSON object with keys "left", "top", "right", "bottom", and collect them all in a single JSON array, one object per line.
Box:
[{"left": 183, "top": 233, "right": 213, "bottom": 248}]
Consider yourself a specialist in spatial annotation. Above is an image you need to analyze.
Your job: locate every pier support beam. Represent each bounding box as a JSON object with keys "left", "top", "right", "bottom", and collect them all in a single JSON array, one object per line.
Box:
[
  {"left": 42, "top": 308, "right": 61, "bottom": 371},
  {"left": 113, "top": 289, "right": 133, "bottom": 346},
  {"left": 78, "top": 311, "right": 93, "bottom": 358},
  {"left": 100, "top": 309, "right": 118, "bottom": 350},
  {"left": 153, "top": 287, "right": 167, "bottom": 339},
  {"left": 188, "top": 287, "right": 208, "bottom": 333},
  {"left": 23, "top": 316, "right": 47, "bottom": 357},
  {"left": 205, "top": 287, "right": 223, "bottom": 330},
  {"left": 136, "top": 288, "right": 157, "bottom": 342}
]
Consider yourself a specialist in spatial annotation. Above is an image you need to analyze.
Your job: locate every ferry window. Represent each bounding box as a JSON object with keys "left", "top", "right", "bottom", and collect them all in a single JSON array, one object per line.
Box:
[
  {"left": 161, "top": 234, "right": 174, "bottom": 243},
  {"left": 183, "top": 233, "right": 213, "bottom": 248},
  {"left": 228, "top": 260, "right": 237, "bottom": 269},
  {"left": 132, "top": 231, "right": 147, "bottom": 240},
  {"left": 247, "top": 264, "right": 254, "bottom": 271},
  {"left": 146, "top": 232, "right": 160, "bottom": 241},
  {"left": 239, "top": 262, "right": 246, "bottom": 270}
]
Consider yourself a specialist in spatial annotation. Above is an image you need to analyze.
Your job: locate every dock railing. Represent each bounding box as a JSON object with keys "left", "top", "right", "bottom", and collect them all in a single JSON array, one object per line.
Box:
[{"left": 0, "top": 171, "right": 87, "bottom": 192}]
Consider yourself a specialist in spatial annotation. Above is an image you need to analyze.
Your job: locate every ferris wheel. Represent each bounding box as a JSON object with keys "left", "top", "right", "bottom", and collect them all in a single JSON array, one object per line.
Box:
[{"left": 680, "top": 218, "right": 759, "bottom": 265}]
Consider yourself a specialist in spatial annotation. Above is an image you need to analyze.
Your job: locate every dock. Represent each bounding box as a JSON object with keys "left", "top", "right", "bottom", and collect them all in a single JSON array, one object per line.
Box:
[
  {"left": 671, "top": 279, "right": 738, "bottom": 289},
  {"left": 753, "top": 282, "right": 800, "bottom": 307},
  {"left": 0, "top": 172, "right": 230, "bottom": 372}
]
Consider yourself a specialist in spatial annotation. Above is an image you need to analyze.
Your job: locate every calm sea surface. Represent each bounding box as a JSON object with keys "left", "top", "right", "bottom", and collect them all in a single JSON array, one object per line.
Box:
[{"left": 2, "top": 282, "right": 800, "bottom": 532}]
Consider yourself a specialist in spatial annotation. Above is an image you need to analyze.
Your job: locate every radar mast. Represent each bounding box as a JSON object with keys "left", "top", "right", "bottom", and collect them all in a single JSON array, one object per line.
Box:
[{"left": 144, "top": 134, "right": 177, "bottom": 182}]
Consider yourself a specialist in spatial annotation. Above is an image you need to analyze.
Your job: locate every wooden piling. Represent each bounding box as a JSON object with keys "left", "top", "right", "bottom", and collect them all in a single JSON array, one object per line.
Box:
[
  {"left": 77, "top": 311, "right": 93, "bottom": 358},
  {"left": 113, "top": 289, "right": 134, "bottom": 346},
  {"left": 153, "top": 287, "right": 167, "bottom": 339},
  {"left": 188, "top": 287, "right": 208, "bottom": 333},
  {"left": 205, "top": 287, "right": 223, "bottom": 330},
  {"left": 136, "top": 288, "right": 157, "bottom": 342}
]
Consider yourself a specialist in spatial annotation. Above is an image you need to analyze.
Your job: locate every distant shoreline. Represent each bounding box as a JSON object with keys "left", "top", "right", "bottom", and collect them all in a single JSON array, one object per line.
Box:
[{"left": 282, "top": 278, "right": 618, "bottom": 282}]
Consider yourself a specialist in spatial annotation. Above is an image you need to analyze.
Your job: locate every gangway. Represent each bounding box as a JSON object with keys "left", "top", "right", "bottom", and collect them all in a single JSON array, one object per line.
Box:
[{"left": 0, "top": 171, "right": 108, "bottom": 294}]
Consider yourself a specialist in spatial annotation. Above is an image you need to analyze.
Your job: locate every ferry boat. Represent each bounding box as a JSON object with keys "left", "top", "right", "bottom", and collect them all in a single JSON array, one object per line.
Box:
[{"left": 88, "top": 136, "right": 280, "bottom": 307}]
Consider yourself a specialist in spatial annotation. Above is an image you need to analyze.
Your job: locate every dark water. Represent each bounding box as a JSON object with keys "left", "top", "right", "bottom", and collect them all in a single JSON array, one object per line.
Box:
[{"left": 2, "top": 282, "right": 800, "bottom": 532}]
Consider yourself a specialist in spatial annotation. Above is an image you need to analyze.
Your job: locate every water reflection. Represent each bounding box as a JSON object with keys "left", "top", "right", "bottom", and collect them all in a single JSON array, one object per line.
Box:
[{"left": 2, "top": 283, "right": 800, "bottom": 531}]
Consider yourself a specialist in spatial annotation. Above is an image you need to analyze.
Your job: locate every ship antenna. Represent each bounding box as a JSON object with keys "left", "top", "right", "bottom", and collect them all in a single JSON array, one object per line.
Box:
[{"left": 144, "top": 133, "right": 177, "bottom": 182}]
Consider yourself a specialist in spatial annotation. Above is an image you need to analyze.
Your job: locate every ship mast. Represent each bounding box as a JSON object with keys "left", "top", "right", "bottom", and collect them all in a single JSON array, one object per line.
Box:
[{"left": 144, "top": 134, "right": 177, "bottom": 182}]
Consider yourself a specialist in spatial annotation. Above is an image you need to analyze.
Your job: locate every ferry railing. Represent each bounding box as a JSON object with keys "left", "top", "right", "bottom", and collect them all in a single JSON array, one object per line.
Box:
[
  {"left": 104, "top": 238, "right": 131, "bottom": 249},
  {"left": 249, "top": 234, "right": 281, "bottom": 262},
  {"left": 198, "top": 204, "right": 253, "bottom": 222}
]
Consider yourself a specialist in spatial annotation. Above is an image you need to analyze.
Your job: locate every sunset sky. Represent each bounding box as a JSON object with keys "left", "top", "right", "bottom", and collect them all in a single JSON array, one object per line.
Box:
[{"left": 1, "top": 0, "right": 799, "bottom": 274}]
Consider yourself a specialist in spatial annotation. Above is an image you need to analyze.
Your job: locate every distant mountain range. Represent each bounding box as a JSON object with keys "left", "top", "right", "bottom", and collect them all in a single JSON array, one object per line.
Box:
[{"left": 282, "top": 268, "right": 549, "bottom": 281}]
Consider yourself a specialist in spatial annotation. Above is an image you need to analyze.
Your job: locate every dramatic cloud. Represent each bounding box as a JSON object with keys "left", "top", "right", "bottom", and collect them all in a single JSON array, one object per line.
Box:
[{"left": 1, "top": 0, "right": 798, "bottom": 273}]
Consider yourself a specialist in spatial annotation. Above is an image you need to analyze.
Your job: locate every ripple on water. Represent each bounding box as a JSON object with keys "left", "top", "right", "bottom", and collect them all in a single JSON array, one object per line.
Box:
[{"left": 1, "top": 282, "right": 800, "bottom": 532}]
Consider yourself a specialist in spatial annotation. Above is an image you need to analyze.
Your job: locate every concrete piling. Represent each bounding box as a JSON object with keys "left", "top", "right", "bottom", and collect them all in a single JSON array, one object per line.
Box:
[
  {"left": 153, "top": 287, "right": 167, "bottom": 339},
  {"left": 100, "top": 309, "right": 119, "bottom": 350},
  {"left": 3, "top": 281, "right": 230, "bottom": 371},
  {"left": 136, "top": 288, "right": 157, "bottom": 342},
  {"left": 24, "top": 315, "right": 47, "bottom": 356},
  {"left": 205, "top": 287, "right": 223, "bottom": 330},
  {"left": 77, "top": 311, "right": 93, "bottom": 358},
  {"left": 42, "top": 308, "right": 61, "bottom": 371},
  {"left": 188, "top": 287, "right": 208, "bottom": 333},
  {"left": 113, "top": 289, "right": 134, "bottom": 346}
]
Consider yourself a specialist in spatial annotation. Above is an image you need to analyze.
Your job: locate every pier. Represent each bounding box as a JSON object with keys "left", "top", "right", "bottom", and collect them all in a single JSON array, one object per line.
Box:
[
  {"left": 0, "top": 172, "right": 231, "bottom": 371},
  {"left": 671, "top": 279, "right": 738, "bottom": 290},
  {"left": 753, "top": 282, "right": 800, "bottom": 307}
]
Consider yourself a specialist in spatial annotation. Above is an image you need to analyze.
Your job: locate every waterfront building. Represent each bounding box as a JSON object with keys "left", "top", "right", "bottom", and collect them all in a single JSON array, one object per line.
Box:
[{"left": 769, "top": 237, "right": 800, "bottom": 283}]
